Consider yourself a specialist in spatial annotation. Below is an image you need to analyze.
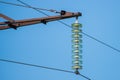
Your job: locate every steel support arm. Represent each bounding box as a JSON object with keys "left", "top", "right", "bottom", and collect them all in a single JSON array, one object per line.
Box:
[{"left": 0, "top": 12, "right": 81, "bottom": 30}]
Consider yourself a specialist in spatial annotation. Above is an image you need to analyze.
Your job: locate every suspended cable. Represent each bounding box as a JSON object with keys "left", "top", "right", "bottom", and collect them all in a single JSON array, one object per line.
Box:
[
  {"left": 0, "top": 58, "right": 91, "bottom": 80},
  {"left": 17, "top": 0, "right": 49, "bottom": 16},
  {"left": 82, "top": 32, "right": 120, "bottom": 53},
  {"left": 0, "top": 1, "right": 58, "bottom": 14},
  {"left": 78, "top": 74, "right": 91, "bottom": 80},
  {"left": 0, "top": 58, "right": 73, "bottom": 73}
]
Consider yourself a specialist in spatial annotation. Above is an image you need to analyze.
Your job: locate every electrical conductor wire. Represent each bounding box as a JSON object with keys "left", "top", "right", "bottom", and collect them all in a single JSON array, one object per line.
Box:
[
  {"left": 0, "top": 58, "right": 90, "bottom": 80},
  {"left": 0, "top": 1, "right": 58, "bottom": 14}
]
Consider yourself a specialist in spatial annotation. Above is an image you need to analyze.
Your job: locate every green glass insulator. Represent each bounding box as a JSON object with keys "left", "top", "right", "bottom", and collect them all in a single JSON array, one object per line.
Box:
[
  {"left": 73, "top": 60, "right": 79, "bottom": 64},
  {"left": 72, "top": 23, "right": 82, "bottom": 27},
  {"left": 73, "top": 50, "right": 79, "bottom": 53},
  {"left": 72, "top": 39, "right": 82, "bottom": 43},
  {"left": 72, "top": 44, "right": 79, "bottom": 48},
  {"left": 72, "top": 29, "right": 82, "bottom": 33},
  {"left": 72, "top": 55, "right": 79, "bottom": 59},
  {"left": 72, "top": 22, "right": 83, "bottom": 70},
  {"left": 72, "top": 65, "right": 82, "bottom": 70},
  {"left": 72, "top": 44, "right": 82, "bottom": 48},
  {"left": 73, "top": 55, "right": 82, "bottom": 59},
  {"left": 72, "top": 34, "right": 82, "bottom": 38},
  {"left": 72, "top": 44, "right": 82, "bottom": 47},
  {"left": 72, "top": 60, "right": 83, "bottom": 65},
  {"left": 72, "top": 48, "right": 82, "bottom": 52}
]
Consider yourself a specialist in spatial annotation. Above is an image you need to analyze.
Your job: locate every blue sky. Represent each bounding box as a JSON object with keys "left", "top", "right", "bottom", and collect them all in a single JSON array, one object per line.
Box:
[{"left": 0, "top": 0, "right": 120, "bottom": 80}]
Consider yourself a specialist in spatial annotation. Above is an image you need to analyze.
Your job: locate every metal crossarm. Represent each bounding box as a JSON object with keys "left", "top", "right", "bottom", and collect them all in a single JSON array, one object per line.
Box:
[{"left": 0, "top": 12, "right": 81, "bottom": 30}]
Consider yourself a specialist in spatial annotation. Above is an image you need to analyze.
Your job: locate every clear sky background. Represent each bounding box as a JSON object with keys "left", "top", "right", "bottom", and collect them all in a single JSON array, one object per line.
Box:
[{"left": 0, "top": 0, "right": 120, "bottom": 80}]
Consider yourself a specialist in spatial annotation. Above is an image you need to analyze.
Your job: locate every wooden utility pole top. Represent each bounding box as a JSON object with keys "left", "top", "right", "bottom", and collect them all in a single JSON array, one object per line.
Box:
[{"left": 0, "top": 11, "right": 82, "bottom": 30}]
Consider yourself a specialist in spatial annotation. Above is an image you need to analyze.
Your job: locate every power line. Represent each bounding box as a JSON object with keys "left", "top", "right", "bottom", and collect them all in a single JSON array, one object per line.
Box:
[
  {"left": 78, "top": 74, "right": 91, "bottom": 80},
  {"left": 0, "top": 58, "right": 91, "bottom": 80},
  {"left": 82, "top": 32, "right": 120, "bottom": 53},
  {"left": 0, "top": 1, "right": 58, "bottom": 14},
  {"left": 0, "top": 58, "right": 73, "bottom": 73},
  {"left": 17, "top": 0, "right": 49, "bottom": 16},
  {"left": 1, "top": 0, "right": 120, "bottom": 53}
]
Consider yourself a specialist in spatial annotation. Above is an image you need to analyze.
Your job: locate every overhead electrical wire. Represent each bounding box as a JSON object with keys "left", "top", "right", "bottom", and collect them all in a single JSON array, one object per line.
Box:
[
  {"left": 82, "top": 32, "right": 120, "bottom": 53},
  {"left": 0, "top": 59, "right": 74, "bottom": 73},
  {"left": 0, "top": 0, "right": 120, "bottom": 53},
  {"left": 0, "top": 1, "right": 58, "bottom": 14},
  {"left": 16, "top": 0, "right": 49, "bottom": 16},
  {"left": 0, "top": 58, "right": 91, "bottom": 80}
]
